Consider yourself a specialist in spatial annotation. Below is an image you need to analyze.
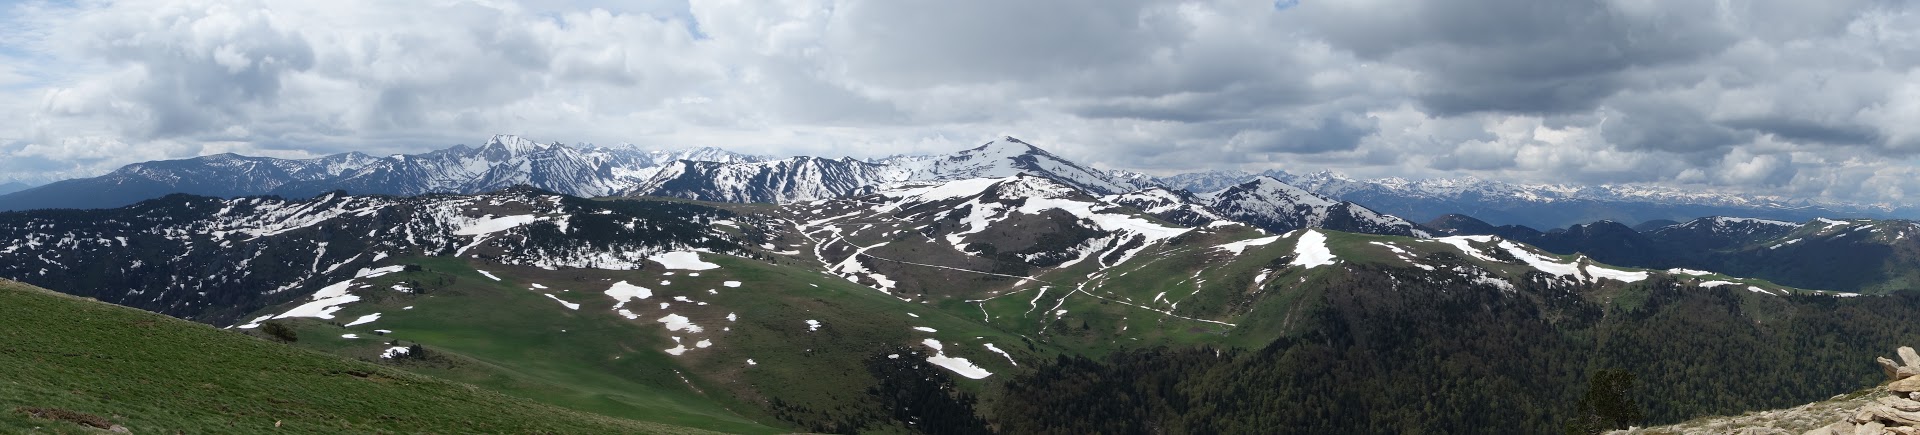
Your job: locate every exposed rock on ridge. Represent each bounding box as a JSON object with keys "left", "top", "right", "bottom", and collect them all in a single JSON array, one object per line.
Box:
[{"left": 1611, "top": 346, "right": 1920, "bottom": 435}]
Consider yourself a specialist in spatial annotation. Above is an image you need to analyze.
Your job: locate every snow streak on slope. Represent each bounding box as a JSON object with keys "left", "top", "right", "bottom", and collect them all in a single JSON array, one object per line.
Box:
[
  {"left": 1440, "top": 236, "right": 1651, "bottom": 284},
  {"left": 863, "top": 175, "right": 1193, "bottom": 269},
  {"left": 920, "top": 339, "right": 992, "bottom": 379},
  {"left": 0, "top": 186, "right": 747, "bottom": 325},
  {"left": 1215, "top": 235, "right": 1283, "bottom": 256}
]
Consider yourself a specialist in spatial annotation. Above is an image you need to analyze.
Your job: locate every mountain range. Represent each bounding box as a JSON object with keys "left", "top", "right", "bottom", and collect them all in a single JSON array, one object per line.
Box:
[
  {"left": 0, "top": 135, "right": 1156, "bottom": 211},
  {"left": 1423, "top": 213, "right": 1920, "bottom": 293},
  {"left": 1163, "top": 169, "right": 1912, "bottom": 229},
  {"left": 7, "top": 134, "right": 1910, "bottom": 233}
]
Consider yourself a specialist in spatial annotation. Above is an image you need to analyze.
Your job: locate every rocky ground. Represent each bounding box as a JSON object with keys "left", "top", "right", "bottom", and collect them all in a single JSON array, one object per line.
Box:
[{"left": 1612, "top": 347, "right": 1920, "bottom": 435}]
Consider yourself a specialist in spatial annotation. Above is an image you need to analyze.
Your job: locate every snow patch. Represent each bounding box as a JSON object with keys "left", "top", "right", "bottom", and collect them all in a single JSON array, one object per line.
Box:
[
  {"left": 1435, "top": 235, "right": 1501, "bottom": 262},
  {"left": 344, "top": 313, "right": 382, "bottom": 327},
  {"left": 1215, "top": 235, "right": 1283, "bottom": 256},
  {"left": 258, "top": 280, "right": 362, "bottom": 324},
  {"left": 659, "top": 314, "right": 702, "bottom": 333},
  {"left": 1289, "top": 230, "right": 1336, "bottom": 269},
  {"left": 355, "top": 265, "right": 406, "bottom": 278},
  {"left": 921, "top": 339, "right": 992, "bottom": 379},
  {"left": 544, "top": 294, "right": 580, "bottom": 310},
  {"left": 649, "top": 251, "right": 720, "bottom": 270},
  {"left": 454, "top": 215, "right": 538, "bottom": 236},
  {"left": 603, "top": 281, "right": 653, "bottom": 308},
  {"left": 1583, "top": 264, "right": 1650, "bottom": 283},
  {"left": 984, "top": 343, "right": 1018, "bottom": 366}
]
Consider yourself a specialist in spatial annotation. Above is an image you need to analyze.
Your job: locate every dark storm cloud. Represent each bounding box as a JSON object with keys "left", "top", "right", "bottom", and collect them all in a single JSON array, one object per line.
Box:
[
  {"left": 1720, "top": 118, "right": 1883, "bottom": 147},
  {"left": 1281, "top": 0, "right": 1739, "bottom": 115},
  {"left": 1599, "top": 98, "right": 1749, "bottom": 154},
  {"left": 1224, "top": 115, "right": 1379, "bottom": 154}
]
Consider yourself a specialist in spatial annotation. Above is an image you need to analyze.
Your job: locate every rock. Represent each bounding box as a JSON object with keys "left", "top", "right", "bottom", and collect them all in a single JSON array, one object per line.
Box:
[
  {"left": 1806, "top": 422, "right": 1853, "bottom": 435},
  {"left": 1880, "top": 394, "right": 1920, "bottom": 412},
  {"left": 1902, "top": 366, "right": 1920, "bottom": 380},
  {"left": 1885, "top": 357, "right": 1905, "bottom": 380},
  {"left": 1735, "top": 428, "right": 1789, "bottom": 435},
  {"left": 1865, "top": 404, "right": 1920, "bottom": 425},
  {"left": 1893, "top": 376, "right": 1920, "bottom": 394},
  {"left": 1854, "top": 409, "right": 1881, "bottom": 424},
  {"left": 1854, "top": 420, "right": 1885, "bottom": 435},
  {"left": 1889, "top": 427, "right": 1920, "bottom": 435},
  {"left": 107, "top": 425, "right": 130, "bottom": 434},
  {"left": 1901, "top": 346, "right": 1920, "bottom": 368}
]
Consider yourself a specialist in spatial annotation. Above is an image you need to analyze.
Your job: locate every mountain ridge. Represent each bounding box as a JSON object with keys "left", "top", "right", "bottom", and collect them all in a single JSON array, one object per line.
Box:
[{"left": 1163, "top": 169, "right": 1913, "bottom": 229}]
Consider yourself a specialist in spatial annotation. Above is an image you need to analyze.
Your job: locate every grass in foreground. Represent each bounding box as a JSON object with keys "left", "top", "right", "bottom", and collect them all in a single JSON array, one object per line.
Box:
[{"left": 0, "top": 279, "right": 718, "bottom": 434}]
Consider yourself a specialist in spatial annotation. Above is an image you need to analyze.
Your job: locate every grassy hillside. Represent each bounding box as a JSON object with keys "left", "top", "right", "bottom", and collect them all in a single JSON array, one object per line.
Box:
[
  {"left": 245, "top": 254, "right": 1047, "bottom": 433},
  {"left": 0, "top": 279, "right": 716, "bottom": 434}
]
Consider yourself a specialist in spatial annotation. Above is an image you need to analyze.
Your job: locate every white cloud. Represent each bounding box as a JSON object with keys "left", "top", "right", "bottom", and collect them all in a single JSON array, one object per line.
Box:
[{"left": 0, "top": 0, "right": 1917, "bottom": 205}]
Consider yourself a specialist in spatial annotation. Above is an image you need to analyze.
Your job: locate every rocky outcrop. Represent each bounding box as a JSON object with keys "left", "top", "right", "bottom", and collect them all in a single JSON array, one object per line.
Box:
[
  {"left": 1611, "top": 347, "right": 1920, "bottom": 435},
  {"left": 1806, "top": 347, "right": 1920, "bottom": 435}
]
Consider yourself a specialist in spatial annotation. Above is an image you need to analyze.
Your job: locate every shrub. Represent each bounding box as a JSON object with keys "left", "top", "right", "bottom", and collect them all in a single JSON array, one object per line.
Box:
[{"left": 261, "top": 321, "right": 298, "bottom": 342}]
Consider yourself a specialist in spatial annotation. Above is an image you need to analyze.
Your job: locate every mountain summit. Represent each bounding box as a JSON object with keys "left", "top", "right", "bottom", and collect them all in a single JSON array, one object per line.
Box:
[{"left": 0, "top": 135, "right": 1158, "bottom": 211}]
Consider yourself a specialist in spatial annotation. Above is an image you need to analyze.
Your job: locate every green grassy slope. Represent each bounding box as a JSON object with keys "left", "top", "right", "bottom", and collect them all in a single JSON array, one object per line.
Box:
[
  {"left": 248, "top": 253, "right": 1048, "bottom": 432},
  {"left": 0, "top": 278, "right": 716, "bottom": 434}
]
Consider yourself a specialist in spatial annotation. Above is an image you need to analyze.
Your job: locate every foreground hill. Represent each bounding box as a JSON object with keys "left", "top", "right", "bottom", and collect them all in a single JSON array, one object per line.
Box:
[{"left": 0, "top": 279, "right": 715, "bottom": 434}]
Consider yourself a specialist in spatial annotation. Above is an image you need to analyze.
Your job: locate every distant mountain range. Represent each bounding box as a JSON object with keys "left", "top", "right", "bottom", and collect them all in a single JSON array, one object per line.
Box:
[
  {"left": 4, "top": 134, "right": 1912, "bottom": 232},
  {"left": 1429, "top": 213, "right": 1920, "bottom": 293},
  {"left": 0, "top": 135, "right": 1162, "bottom": 211},
  {"left": 0, "top": 136, "right": 775, "bottom": 211},
  {"left": 1162, "top": 170, "right": 1913, "bottom": 229}
]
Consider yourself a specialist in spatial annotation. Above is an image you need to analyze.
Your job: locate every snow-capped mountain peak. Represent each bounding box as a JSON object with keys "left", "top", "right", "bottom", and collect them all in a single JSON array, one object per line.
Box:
[
  {"left": 479, "top": 134, "right": 553, "bottom": 159},
  {"left": 1, "top": 134, "right": 1437, "bottom": 241},
  {"left": 1202, "top": 176, "right": 1428, "bottom": 237}
]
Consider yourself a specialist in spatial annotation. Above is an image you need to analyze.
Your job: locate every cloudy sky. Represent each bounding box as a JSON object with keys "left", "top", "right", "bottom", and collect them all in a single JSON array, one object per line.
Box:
[{"left": 1, "top": 0, "right": 1918, "bottom": 203}]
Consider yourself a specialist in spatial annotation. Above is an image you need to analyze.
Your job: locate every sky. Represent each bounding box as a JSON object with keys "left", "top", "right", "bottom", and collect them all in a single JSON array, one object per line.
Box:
[{"left": 1, "top": 0, "right": 1918, "bottom": 204}]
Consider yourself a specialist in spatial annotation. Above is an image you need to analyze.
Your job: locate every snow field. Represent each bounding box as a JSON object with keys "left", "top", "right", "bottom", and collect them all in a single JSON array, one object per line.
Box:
[
  {"left": 649, "top": 251, "right": 720, "bottom": 270},
  {"left": 921, "top": 339, "right": 992, "bottom": 379}
]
